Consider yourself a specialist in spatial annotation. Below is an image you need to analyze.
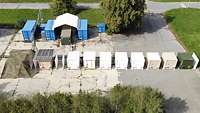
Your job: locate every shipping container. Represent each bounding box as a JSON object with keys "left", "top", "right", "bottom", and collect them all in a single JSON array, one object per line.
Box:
[
  {"left": 99, "top": 52, "right": 112, "bottom": 69},
  {"left": 115, "top": 52, "right": 128, "bottom": 70},
  {"left": 97, "top": 23, "right": 106, "bottom": 33},
  {"left": 67, "top": 51, "right": 80, "bottom": 70},
  {"left": 131, "top": 52, "right": 145, "bottom": 70},
  {"left": 146, "top": 52, "right": 161, "bottom": 70},
  {"left": 21, "top": 20, "right": 37, "bottom": 41},
  {"left": 162, "top": 52, "right": 178, "bottom": 70},
  {"left": 83, "top": 51, "right": 96, "bottom": 69},
  {"left": 177, "top": 53, "right": 194, "bottom": 69},
  {"left": 45, "top": 20, "right": 56, "bottom": 41},
  {"left": 192, "top": 52, "right": 199, "bottom": 69},
  {"left": 78, "top": 19, "right": 88, "bottom": 40}
]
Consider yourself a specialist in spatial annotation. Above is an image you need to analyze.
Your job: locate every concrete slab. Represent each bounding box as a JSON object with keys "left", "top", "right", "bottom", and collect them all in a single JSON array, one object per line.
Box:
[
  {"left": 47, "top": 78, "right": 69, "bottom": 93},
  {"left": 0, "top": 58, "right": 7, "bottom": 77},
  {"left": 0, "top": 79, "right": 18, "bottom": 96}
]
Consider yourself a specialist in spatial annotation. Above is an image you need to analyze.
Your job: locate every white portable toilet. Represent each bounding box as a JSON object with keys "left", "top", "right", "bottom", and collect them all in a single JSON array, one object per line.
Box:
[
  {"left": 83, "top": 51, "right": 96, "bottom": 69},
  {"left": 115, "top": 52, "right": 128, "bottom": 70},
  {"left": 162, "top": 52, "right": 178, "bottom": 70},
  {"left": 67, "top": 51, "right": 80, "bottom": 69},
  {"left": 192, "top": 52, "right": 199, "bottom": 69},
  {"left": 146, "top": 52, "right": 161, "bottom": 70},
  {"left": 99, "top": 52, "right": 112, "bottom": 69},
  {"left": 131, "top": 52, "right": 145, "bottom": 70}
]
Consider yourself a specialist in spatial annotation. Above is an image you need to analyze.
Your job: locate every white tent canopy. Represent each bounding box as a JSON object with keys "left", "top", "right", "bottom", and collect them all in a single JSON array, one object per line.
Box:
[
  {"left": 162, "top": 52, "right": 178, "bottom": 70},
  {"left": 115, "top": 52, "right": 128, "bottom": 70},
  {"left": 53, "top": 13, "right": 80, "bottom": 29},
  {"left": 83, "top": 51, "right": 96, "bottom": 69},
  {"left": 99, "top": 52, "right": 112, "bottom": 69},
  {"left": 67, "top": 51, "right": 80, "bottom": 69},
  {"left": 131, "top": 52, "right": 145, "bottom": 70}
]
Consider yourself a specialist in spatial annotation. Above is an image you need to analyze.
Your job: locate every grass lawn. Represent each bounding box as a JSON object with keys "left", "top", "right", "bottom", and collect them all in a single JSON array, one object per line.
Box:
[
  {"left": 78, "top": 9, "right": 104, "bottom": 26},
  {"left": 0, "top": 0, "right": 99, "bottom": 3},
  {"left": 152, "top": 0, "right": 200, "bottom": 2},
  {"left": 0, "top": 9, "right": 54, "bottom": 25},
  {"left": 165, "top": 8, "right": 200, "bottom": 57}
]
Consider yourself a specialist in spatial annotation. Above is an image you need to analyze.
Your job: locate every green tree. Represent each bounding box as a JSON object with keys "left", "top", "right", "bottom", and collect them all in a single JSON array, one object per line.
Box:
[
  {"left": 101, "top": 0, "right": 146, "bottom": 34},
  {"left": 51, "top": 0, "right": 77, "bottom": 16}
]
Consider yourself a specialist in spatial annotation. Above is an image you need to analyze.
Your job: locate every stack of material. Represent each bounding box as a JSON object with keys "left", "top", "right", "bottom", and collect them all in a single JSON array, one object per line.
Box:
[
  {"left": 115, "top": 52, "right": 128, "bottom": 70},
  {"left": 83, "top": 51, "right": 96, "bottom": 69},
  {"left": 146, "top": 52, "right": 161, "bottom": 70},
  {"left": 2, "top": 50, "right": 35, "bottom": 78},
  {"left": 162, "top": 52, "right": 178, "bottom": 70},
  {"left": 67, "top": 51, "right": 80, "bottom": 69},
  {"left": 131, "top": 52, "right": 145, "bottom": 70},
  {"left": 99, "top": 52, "right": 112, "bottom": 69}
]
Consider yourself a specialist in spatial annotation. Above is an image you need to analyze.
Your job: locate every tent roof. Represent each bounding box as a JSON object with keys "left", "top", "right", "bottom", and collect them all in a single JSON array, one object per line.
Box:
[
  {"left": 115, "top": 52, "right": 128, "bottom": 61},
  {"left": 100, "top": 52, "right": 111, "bottom": 61},
  {"left": 83, "top": 51, "right": 96, "bottom": 61},
  {"left": 53, "top": 13, "right": 79, "bottom": 29},
  {"left": 162, "top": 52, "right": 177, "bottom": 61},
  {"left": 131, "top": 52, "right": 145, "bottom": 61},
  {"left": 146, "top": 52, "right": 161, "bottom": 61},
  {"left": 67, "top": 51, "right": 80, "bottom": 61}
]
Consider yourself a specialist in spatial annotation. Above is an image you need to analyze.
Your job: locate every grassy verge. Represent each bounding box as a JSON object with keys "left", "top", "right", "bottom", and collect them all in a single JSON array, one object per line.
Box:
[
  {"left": 0, "top": 0, "right": 99, "bottom": 3},
  {"left": 152, "top": 0, "right": 200, "bottom": 2},
  {"left": 0, "top": 9, "right": 53, "bottom": 25},
  {"left": 165, "top": 8, "right": 200, "bottom": 57},
  {"left": 78, "top": 9, "right": 104, "bottom": 26}
]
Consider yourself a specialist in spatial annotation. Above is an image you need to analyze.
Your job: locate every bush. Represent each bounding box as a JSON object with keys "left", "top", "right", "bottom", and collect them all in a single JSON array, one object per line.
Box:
[
  {"left": 0, "top": 86, "right": 165, "bottom": 113},
  {"left": 15, "top": 18, "right": 27, "bottom": 30}
]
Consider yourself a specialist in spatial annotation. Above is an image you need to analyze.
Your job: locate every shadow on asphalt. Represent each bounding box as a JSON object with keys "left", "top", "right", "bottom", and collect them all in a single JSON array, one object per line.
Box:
[
  {"left": 164, "top": 97, "right": 189, "bottom": 113},
  {"left": 0, "top": 29, "right": 15, "bottom": 38}
]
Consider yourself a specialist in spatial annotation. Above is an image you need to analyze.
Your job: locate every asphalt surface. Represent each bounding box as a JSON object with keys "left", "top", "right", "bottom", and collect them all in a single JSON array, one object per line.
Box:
[
  {"left": 118, "top": 70, "right": 200, "bottom": 113},
  {"left": 0, "top": 2, "right": 199, "bottom": 13}
]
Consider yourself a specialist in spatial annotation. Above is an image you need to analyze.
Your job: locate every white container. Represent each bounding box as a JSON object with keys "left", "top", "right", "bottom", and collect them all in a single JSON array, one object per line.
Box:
[
  {"left": 162, "top": 52, "right": 178, "bottom": 70},
  {"left": 146, "top": 52, "right": 161, "bottom": 70},
  {"left": 115, "top": 52, "right": 128, "bottom": 70},
  {"left": 192, "top": 52, "right": 199, "bottom": 69},
  {"left": 83, "top": 51, "right": 96, "bottom": 69},
  {"left": 99, "top": 52, "right": 112, "bottom": 69},
  {"left": 131, "top": 52, "right": 145, "bottom": 70},
  {"left": 67, "top": 51, "right": 80, "bottom": 69}
]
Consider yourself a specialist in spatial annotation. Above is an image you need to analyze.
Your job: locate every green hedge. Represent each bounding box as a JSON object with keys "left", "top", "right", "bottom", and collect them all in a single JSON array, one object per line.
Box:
[{"left": 0, "top": 86, "right": 165, "bottom": 113}]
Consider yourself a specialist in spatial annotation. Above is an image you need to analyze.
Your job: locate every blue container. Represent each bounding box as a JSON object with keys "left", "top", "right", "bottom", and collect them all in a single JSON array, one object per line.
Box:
[
  {"left": 97, "top": 23, "right": 106, "bottom": 33},
  {"left": 45, "top": 20, "right": 56, "bottom": 41},
  {"left": 78, "top": 19, "right": 88, "bottom": 40},
  {"left": 21, "top": 20, "right": 37, "bottom": 41}
]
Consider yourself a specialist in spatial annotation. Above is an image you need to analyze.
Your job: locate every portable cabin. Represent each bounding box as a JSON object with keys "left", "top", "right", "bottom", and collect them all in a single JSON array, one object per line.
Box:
[
  {"left": 83, "top": 51, "right": 96, "bottom": 69},
  {"left": 177, "top": 53, "right": 194, "bottom": 69},
  {"left": 45, "top": 20, "right": 56, "bottom": 41},
  {"left": 192, "top": 52, "right": 199, "bottom": 69},
  {"left": 78, "top": 19, "right": 88, "bottom": 40},
  {"left": 162, "top": 52, "right": 178, "bottom": 70},
  {"left": 99, "top": 52, "right": 112, "bottom": 69},
  {"left": 146, "top": 52, "right": 161, "bottom": 70},
  {"left": 67, "top": 51, "right": 80, "bottom": 69},
  {"left": 33, "top": 49, "right": 54, "bottom": 70},
  {"left": 97, "top": 23, "right": 106, "bottom": 33},
  {"left": 21, "top": 20, "right": 37, "bottom": 41},
  {"left": 131, "top": 52, "right": 145, "bottom": 70},
  {"left": 115, "top": 52, "right": 128, "bottom": 70}
]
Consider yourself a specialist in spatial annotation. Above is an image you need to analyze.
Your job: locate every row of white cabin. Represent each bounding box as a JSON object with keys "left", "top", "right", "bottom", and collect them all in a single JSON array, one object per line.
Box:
[{"left": 54, "top": 51, "right": 199, "bottom": 70}]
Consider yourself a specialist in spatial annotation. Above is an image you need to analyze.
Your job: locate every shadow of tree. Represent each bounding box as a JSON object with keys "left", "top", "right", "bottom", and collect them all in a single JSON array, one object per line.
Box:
[{"left": 164, "top": 97, "right": 189, "bottom": 113}]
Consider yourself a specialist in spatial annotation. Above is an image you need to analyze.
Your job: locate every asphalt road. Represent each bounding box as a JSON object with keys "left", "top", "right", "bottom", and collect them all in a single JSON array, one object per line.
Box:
[{"left": 0, "top": 1, "right": 199, "bottom": 13}]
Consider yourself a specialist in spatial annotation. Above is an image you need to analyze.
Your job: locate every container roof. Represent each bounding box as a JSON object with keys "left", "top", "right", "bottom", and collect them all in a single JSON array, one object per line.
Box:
[
  {"left": 100, "top": 52, "right": 111, "bottom": 61},
  {"left": 146, "top": 52, "right": 161, "bottom": 61},
  {"left": 53, "top": 13, "right": 79, "bottom": 29},
  {"left": 67, "top": 51, "right": 80, "bottom": 61},
  {"left": 115, "top": 52, "right": 128, "bottom": 60},
  {"left": 78, "top": 19, "right": 88, "bottom": 30},
  {"left": 162, "top": 52, "right": 177, "bottom": 61},
  {"left": 22, "top": 20, "right": 36, "bottom": 31},
  {"left": 45, "top": 20, "right": 54, "bottom": 31},
  {"left": 177, "top": 53, "right": 193, "bottom": 61},
  {"left": 131, "top": 52, "right": 145, "bottom": 61},
  {"left": 83, "top": 51, "right": 96, "bottom": 61}
]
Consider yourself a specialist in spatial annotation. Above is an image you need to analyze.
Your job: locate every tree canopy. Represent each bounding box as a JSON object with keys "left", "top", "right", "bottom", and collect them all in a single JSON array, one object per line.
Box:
[{"left": 101, "top": 0, "right": 146, "bottom": 34}]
